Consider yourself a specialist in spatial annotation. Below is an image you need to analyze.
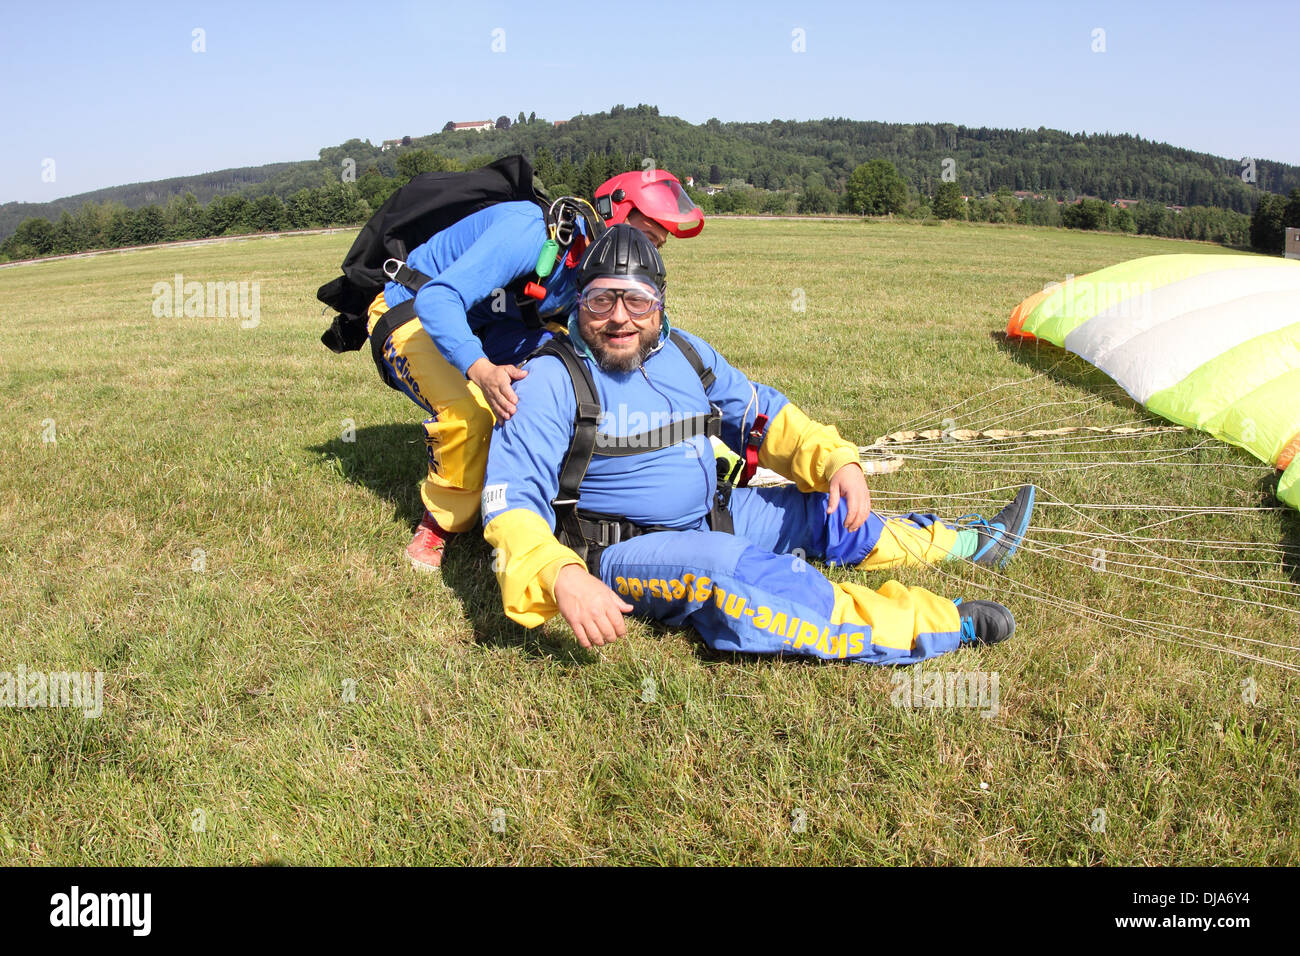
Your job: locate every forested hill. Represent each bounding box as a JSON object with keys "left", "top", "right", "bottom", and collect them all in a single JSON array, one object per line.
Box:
[
  {"left": 4, "top": 104, "right": 1298, "bottom": 239},
  {"left": 0, "top": 163, "right": 305, "bottom": 242}
]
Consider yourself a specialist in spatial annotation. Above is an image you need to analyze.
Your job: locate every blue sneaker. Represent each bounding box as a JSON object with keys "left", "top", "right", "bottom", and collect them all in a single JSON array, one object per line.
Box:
[
  {"left": 954, "top": 599, "right": 1016, "bottom": 646},
  {"left": 962, "top": 485, "right": 1036, "bottom": 569}
]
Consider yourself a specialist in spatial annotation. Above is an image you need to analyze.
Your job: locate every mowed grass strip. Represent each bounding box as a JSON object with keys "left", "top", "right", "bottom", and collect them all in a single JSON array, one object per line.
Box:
[{"left": 0, "top": 221, "right": 1296, "bottom": 865}]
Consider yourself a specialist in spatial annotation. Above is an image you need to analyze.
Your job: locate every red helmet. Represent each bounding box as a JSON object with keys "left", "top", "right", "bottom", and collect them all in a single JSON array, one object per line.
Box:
[{"left": 594, "top": 169, "right": 704, "bottom": 239}]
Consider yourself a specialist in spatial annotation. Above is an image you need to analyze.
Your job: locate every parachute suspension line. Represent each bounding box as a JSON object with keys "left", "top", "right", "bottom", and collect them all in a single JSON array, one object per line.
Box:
[
  {"left": 871, "top": 521, "right": 1300, "bottom": 673},
  {"left": 1013, "top": 531, "right": 1297, "bottom": 569},
  {"left": 960, "top": 396, "right": 1127, "bottom": 436},
  {"left": 885, "top": 453, "right": 1265, "bottom": 477},
  {"left": 1027, "top": 526, "right": 1300, "bottom": 557},
  {"left": 859, "top": 419, "right": 1203, "bottom": 477},
  {"left": 878, "top": 433, "right": 1210, "bottom": 456},
  {"left": 885, "top": 336, "right": 1136, "bottom": 437},
  {"left": 883, "top": 369, "right": 1137, "bottom": 441},
  {"left": 1019, "top": 485, "right": 1300, "bottom": 619},
  {"left": 892, "top": 452, "right": 1262, "bottom": 469},
  {"left": 872, "top": 429, "right": 1197, "bottom": 455},
  {"left": 1031, "top": 483, "right": 1273, "bottom": 555},
  {"left": 867, "top": 483, "right": 1297, "bottom": 618},
  {"left": 885, "top": 371, "right": 1051, "bottom": 436},
  {"left": 869, "top": 422, "right": 1187, "bottom": 449},
  {"left": 1013, "top": 535, "right": 1300, "bottom": 604},
  {"left": 1008, "top": 534, "right": 1300, "bottom": 620},
  {"left": 990, "top": 574, "right": 1300, "bottom": 673},
  {"left": 869, "top": 488, "right": 1288, "bottom": 515}
]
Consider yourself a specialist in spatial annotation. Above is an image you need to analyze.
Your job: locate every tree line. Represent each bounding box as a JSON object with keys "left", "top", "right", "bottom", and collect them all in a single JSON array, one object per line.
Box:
[
  {"left": 4, "top": 143, "right": 1298, "bottom": 262},
  {"left": 7, "top": 103, "right": 1297, "bottom": 241},
  {"left": 0, "top": 183, "right": 373, "bottom": 260}
]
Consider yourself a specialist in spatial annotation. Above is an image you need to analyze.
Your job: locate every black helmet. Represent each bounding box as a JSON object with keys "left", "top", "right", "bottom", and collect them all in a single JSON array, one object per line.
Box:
[{"left": 575, "top": 223, "right": 666, "bottom": 295}]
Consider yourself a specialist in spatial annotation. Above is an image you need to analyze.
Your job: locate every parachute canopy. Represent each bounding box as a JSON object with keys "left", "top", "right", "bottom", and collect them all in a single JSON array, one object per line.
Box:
[{"left": 1006, "top": 254, "right": 1300, "bottom": 511}]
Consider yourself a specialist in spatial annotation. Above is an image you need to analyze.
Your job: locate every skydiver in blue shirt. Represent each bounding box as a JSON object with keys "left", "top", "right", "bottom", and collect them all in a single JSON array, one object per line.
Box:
[{"left": 481, "top": 225, "right": 1036, "bottom": 662}]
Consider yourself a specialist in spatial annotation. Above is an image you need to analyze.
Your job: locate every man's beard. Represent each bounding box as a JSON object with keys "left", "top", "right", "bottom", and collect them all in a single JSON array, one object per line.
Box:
[{"left": 589, "top": 325, "right": 660, "bottom": 373}]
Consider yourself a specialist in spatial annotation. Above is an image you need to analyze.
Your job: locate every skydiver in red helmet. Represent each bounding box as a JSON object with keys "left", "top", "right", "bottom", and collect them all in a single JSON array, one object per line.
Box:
[
  {"left": 594, "top": 168, "right": 704, "bottom": 247},
  {"left": 394, "top": 165, "right": 705, "bottom": 572}
]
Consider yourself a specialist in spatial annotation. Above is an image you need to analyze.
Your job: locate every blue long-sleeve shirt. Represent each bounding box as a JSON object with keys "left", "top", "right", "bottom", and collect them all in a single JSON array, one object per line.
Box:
[
  {"left": 383, "top": 201, "right": 579, "bottom": 375},
  {"left": 482, "top": 323, "right": 790, "bottom": 530},
  {"left": 480, "top": 322, "right": 865, "bottom": 626}
]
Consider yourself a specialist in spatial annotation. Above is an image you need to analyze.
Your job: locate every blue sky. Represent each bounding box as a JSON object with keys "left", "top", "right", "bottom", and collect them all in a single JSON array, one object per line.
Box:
[{"left": 2, "top": 0, "right": 1297, "bottom": 203}]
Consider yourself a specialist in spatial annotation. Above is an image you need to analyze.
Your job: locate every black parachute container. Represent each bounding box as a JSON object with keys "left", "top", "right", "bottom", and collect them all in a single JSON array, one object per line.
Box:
[{"left": 316, "top": 154, "right": 548, "bottom": 352}]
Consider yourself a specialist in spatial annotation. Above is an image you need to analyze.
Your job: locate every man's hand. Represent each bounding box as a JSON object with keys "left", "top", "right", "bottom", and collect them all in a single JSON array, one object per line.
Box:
[
  {"left": 554, "top": 564, "right": 633, "bottom": 649},
  {"left": 826, "top": 461, "right": 872, "bottom": 532},
  {"left": 467, "top": 358, "right": 528, "bottom": 421}
]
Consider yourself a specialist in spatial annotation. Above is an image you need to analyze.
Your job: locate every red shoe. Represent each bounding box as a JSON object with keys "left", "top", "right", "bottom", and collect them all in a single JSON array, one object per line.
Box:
[{"left": 407, "top": 512, "right": 455, "bottom": 572}]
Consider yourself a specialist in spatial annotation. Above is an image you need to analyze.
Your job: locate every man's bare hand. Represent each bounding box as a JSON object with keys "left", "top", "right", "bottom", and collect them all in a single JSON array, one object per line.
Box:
[
  {"left": 467, "top": 358, "right": 528, "bottom": 421},
  {"left": 827, "top": 461, "right": 872, "bottom": 532},
  {"left": 554, "top": 564, "right": 633, "bottom": 649}
]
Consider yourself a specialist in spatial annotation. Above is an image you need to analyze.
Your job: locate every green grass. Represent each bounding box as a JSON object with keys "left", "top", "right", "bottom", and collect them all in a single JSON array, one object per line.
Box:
[{"left": 1, "top": 220, "right": 1296, "bottom": 865}]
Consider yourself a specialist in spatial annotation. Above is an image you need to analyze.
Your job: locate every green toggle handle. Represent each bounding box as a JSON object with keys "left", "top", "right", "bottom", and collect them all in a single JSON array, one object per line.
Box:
[{"left": 535, "top": 238, "right": 560, "bottom": 278}]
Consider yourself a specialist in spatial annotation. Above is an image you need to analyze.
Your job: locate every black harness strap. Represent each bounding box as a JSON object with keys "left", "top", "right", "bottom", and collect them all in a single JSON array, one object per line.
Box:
[
  {"left": 369, "top": 299, "right": 418, "bottom": 392},
  {"left": 530, "top": 336, "right": 603, "bottom": 566},
  {"left": 709, "top": 482, "right": 735, "bottom": 534},
  {"left": 384, "top": 259, "right": 433, "bottom": 293},
  {"left": 532, "top": 331, "right": 736, "bottom": 571},
  {"left": 594, "top": 413, "right": 719, "bottom": 455},
  {"left": 573, "top": 511, "right": 677, "bottom": 549},
  {"left": 667, "top": 329, "right": 715, "bottom": 391}
]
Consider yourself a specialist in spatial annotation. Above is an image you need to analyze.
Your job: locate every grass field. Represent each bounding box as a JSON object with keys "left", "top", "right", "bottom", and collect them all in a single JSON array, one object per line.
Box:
[{"left": 1, "top": 219, "right": 1297, "bottom": 865}]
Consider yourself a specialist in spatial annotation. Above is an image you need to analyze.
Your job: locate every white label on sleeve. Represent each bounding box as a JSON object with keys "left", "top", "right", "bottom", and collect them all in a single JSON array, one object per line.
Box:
[{"left": 482, "top": 483, "right": 507, "bottom": 513}]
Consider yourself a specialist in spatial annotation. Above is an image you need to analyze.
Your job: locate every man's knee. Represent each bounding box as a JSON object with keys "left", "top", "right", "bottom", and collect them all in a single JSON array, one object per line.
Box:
[{"left": 428, "top": 397, "right": 494, "bottom": 439}]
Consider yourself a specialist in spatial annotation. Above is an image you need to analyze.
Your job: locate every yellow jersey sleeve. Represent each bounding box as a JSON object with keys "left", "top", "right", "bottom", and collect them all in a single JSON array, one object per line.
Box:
[
  {"left": 483, "top": 508, "right": 586, "bottom": 628},
  {"left": 756, "top": 403, "right": 861, "bottom": 492}
]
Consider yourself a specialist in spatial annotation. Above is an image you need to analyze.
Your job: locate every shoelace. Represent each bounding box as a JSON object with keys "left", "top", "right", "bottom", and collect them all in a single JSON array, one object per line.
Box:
[
  {"left": 416, "top": 515, "right": 451, "bottom": 547},
  {"left": 953, "top": 597, "right": 977, "bottom": 645},
  {"left": 958, "top": 514, "right": 1005, "bottom": 557}
]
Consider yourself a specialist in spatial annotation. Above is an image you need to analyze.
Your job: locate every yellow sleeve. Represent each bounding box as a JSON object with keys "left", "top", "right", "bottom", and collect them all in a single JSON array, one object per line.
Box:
[
  {"left": 756, "top": 403, "right": 860, "bottom": 493},
  {"left": 483, "top": 508, "right": 586, "bottom": 628}
]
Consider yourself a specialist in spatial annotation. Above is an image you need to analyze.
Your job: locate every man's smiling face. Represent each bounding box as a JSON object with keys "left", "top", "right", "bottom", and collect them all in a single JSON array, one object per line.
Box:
[{"left": 576, "top": 277, "right": 663, "bottom": 373}]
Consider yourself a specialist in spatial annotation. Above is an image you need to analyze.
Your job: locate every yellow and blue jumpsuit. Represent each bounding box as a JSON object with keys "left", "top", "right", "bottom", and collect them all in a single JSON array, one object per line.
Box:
[
  {"left": 365, "top": 201, "right": 579, "bottom": 533},
  {"left": 482, "top": 320, "right": 969, "bottom": 664}
]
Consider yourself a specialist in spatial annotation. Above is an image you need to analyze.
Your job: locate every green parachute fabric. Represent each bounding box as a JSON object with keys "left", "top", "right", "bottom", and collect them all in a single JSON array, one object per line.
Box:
[{"left": 1006, "top": 254, "right": 1300, "bottom": 511}]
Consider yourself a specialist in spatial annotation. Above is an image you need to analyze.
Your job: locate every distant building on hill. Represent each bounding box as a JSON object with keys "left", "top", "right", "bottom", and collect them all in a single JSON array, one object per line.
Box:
[
  {"left": 1287, "top": 227, "right": 1300, "bottom": 260},
  {"left": 451, "top": 121, "right": 494, "bottom": 132}
]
